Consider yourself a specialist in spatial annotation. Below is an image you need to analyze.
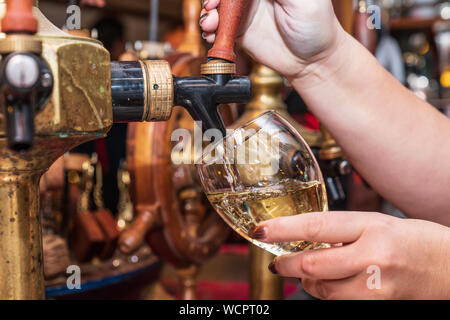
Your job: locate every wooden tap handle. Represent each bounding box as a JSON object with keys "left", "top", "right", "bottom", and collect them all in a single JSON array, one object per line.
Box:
[
  {"left": 207, "top": 0, "right": 249, "bottom": 62},
  {"left": 1, "top": 0, "right": 38, "bottom": 34}
]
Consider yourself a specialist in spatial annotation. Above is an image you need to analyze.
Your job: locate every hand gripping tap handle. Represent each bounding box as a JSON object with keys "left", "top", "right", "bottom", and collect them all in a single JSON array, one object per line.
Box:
[{"left": 207, "top": 0, "right": 249, "bottom": 63}]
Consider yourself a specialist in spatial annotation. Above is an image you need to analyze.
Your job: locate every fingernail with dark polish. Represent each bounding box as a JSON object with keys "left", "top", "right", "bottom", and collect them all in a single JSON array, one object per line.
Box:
[
  {"left": 202, "top": 32, "right": 207, "bottom": 40},
  {"left": 199, "top": 13, "right": 208, "bottom": 26},
  {"left": 202, "top": 0, "right": 209, "bottom": 9},
  {"left": 249, "top": 225, "right": 267, "bottom": 240},
  {"left": 268, "top": 261, "right": 278, "bottom": 275}
]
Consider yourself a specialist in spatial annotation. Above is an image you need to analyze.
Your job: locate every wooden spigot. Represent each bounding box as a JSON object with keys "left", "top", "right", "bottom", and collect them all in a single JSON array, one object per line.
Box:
[{"left": 206, "top": 0, "right": 249, "bottom": 63}]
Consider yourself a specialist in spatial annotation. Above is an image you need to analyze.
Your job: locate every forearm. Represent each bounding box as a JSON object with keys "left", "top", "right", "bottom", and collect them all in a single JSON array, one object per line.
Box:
[{"left": 291, "top": 31, "right": 450, "bottom": 225}]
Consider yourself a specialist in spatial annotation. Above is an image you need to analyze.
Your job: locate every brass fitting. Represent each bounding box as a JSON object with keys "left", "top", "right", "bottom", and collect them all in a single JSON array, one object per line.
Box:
[
  {"left": 319, "top": 126, "right": 343, "bottom": 160},
  {"left": 141, "top": 60, "right": 174, "bottom": 122},
  {"left": 0, "top": 34, "right": 42, "bottom": 54},
  {"left": 201, "top": 59, "right": 236, "bottom": 75}
]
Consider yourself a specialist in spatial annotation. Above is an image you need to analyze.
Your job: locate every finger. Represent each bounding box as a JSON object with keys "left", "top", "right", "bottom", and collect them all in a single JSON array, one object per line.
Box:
[
  {"left": 272, "top": 243, "right": 364, "bottom": 280},
  {"left": 200, "top": 9, "right": 219, "bottom": 33},
  {"left": 203, "top": 0, "right": 220, "bottom": 11},
  {"left": 202, "top": 32, "right": 216, "bottom": 44},
  {"left": 253, "top": 211, "right": 372, "bottom": 244}
]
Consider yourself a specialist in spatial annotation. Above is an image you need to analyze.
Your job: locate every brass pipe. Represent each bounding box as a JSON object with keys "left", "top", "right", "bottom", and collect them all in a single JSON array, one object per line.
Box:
[
  {"left": 249, "top": 246, "right": 283, "bottom": 300},
  {"left": 0, "top": 170, "right": 44, "bottom": 299},
  {"left": 0, "top": 137, "right": 96, "bottom": 299},
  {"left": 0, "top": 0, "right": 43, "bottom": 299}
]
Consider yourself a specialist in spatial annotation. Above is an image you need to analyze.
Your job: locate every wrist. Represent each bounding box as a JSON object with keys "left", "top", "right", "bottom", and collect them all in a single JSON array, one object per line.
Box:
[{"left": 288, "top": 27, "right": 359, "bottom": 92}]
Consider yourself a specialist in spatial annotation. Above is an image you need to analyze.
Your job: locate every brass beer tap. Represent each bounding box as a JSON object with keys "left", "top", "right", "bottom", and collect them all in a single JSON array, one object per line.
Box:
[{"left": 0, "top": 0, "right": 112, "bottom": 299}]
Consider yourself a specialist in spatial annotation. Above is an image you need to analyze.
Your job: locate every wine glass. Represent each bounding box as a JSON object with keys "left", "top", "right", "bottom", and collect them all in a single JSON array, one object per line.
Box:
[{"left": 197, "top": 111, "right": 329, "bottom": 256}]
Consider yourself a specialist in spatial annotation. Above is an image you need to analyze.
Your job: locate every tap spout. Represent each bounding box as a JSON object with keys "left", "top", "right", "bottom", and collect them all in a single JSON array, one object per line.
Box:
[{"left": 173, "top": 74, "right": 251, "bottom": 135}]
